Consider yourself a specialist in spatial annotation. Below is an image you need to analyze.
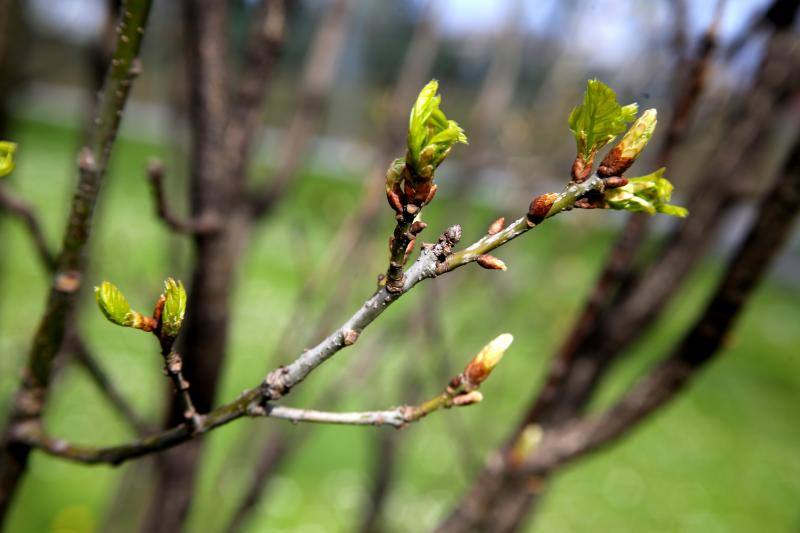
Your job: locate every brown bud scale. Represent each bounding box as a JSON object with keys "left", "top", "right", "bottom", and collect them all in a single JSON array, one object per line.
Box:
[
  {"left": 487, "top": 217, "right": 505, "bottom": 235},
  {"left": 527, "top": 193, "right": 558, "bottom": 224},
  {"left": 476, "top": 254, "right": 507, "bottom": 271},
  {"left": 598, "top": 146, "right": 633, "bottom": 178}
]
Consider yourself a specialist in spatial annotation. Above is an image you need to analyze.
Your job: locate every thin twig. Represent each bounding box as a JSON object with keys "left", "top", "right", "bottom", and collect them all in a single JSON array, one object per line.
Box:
[
  {"left": 225, "top": 334, "right": 387, "bottom": 533},
  {"left": 250, "top": 0, "right": 354, "bottom": 217},
  {"left": 12, "top": 177, "right": 605, "bottom": 466},
  {"left": 0, "top": 0, "right": 154, "bottom": 520},
  {"left": 223, "top": 0, "right": 288, "bottom": 182},
  {"left": 436, "top": 126, "right": 800, "bottom": 533},
  {"left": 146, "top": 160, "right": 219, "bottom": 234},
  {"left": 68, "top": 335, "right": 151, "bottom": 435},
  {"left": 521, "top": 136, "right": 800, "bottom": 477},
  {"left": 0, "top": 184, "right": 56, "bottom": 270}
]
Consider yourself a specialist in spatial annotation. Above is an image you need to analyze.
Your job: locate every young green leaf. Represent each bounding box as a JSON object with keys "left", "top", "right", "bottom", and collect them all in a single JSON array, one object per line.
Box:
[
  {"left": 94, "top": 281, "right": 156, "bottom": 331},
  {"left": 0, "top": 141, "right": 17, "bottom": 178},
  {"left": 569, "top": 80, "right": 637, "bottom": 163},
  {"left": 95, "top": 281, "right": 136, "bottom": 327},
  {"left": 407, "top": 80, "right": 467, "bottom": 177},
  {"left": 162, "top": 278, "right": 187, "bottom": 338},
  {"left": 604, "top": 168, "right": 688, "bottom": 217}
]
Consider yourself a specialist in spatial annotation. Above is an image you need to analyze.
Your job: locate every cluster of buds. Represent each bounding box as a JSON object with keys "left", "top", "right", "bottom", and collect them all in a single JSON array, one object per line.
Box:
[
  {"left": 0, "top": 141, "right": 17, "bottom": 178},
  {"left": 385, "top": 80, "right": 467, "bottom": 214},
  {"left": 568, "top": 80, "right": 638, "bottom": 183},
  {"left": 95, "top": 278, "right": 187, "bottom": 344},
  {"left": 565, "top": 80, "right": 687, "bottom": 218}
]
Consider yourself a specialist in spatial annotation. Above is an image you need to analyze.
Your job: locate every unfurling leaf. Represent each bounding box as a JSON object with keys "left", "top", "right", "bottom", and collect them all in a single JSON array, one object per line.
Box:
[
  {"left": 95, "top": 281, "right": 154, "bottom": 331},
  {"left": 407, "top": 80, "right": 467, "bottom": 177},
  {"left": 162, "top": 278, "right": 187, "bottom": 339},
  {"left": 598, "top": 109, "right": 658, "bottom": 177},
  {"left": 568, "top": 80, "right": 637, "bottom": 163},
  {"left": 604, "top": 168, "right": 688, "bottom": 217},
  {"left": 0, "top": 141, "right": 17, "bottom": 177},
  {"left": 464, "top": 333, "right": 514, "bottom": 387}
]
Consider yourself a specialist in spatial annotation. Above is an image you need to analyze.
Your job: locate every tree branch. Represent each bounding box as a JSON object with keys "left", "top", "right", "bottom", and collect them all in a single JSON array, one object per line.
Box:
[
  {"left": 10, "top": 176, "right": 606, "bottom": 467},
  {"left": 68, "top": 335, "right": 151, "bottom": 435},
  {"left": 0, "top": 0, "right": 154, "bottom": 520},
  {"left": 0, "top": 183, "right": 56, "bottom": 270},
  {"left": 520, "top": 137, "right": 800, "bottom": 478},
  {"left": 145, "top": 160, "right": 219, "bottom": 234},
  {"left": 249, "top": 0, "right": 353, "bottom": 217},
  {"left": 435, "top": 127, "right": 800, "bottom": 533},
  {"left": 222, "top": 0, "right": 288, "bottom": 182}
]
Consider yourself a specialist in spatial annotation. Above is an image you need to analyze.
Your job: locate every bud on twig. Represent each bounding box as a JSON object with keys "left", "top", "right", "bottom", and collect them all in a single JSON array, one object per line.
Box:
[
  {"left": 161, "top": 278, "right": 187, "bottom": 339},
  {"left": 94, "top": 281, "right": 155, "bottom": 331},
  {"left": 385, "top": 158, "right": 406, "bottom": 214},
  {"left": 598, "top": 109, "right": 657, "bottom": 177},
  {"left": 407, "top": 80, "right": 468, "bottom": 178},
  {"left": 477, "top": 254, "right": 507, "bottom": 271},
  {"left": 463, "top": 333, "right": 513, "bottom": 388},
  {"left": 384, "top": 80, "right": 467, "bottom": 212},
  {"left": 603, "top": 176, "right": 628, "bottom": 189},
  {"left": 0, "top": 141, "right": 17, "bottom": 177},
  {"left": 453, "top": 390, "right": 484, "bottom": 407},
  {"left": 410, "top": 220, "right": 427, "bottom": 235},
  {"left": 487, "top": 217, "right": 505, "bottom": 235},
  {"left": 568, "top": 80, "right": 637, "bottom": 181},
  {"left": 403, "top": 239, "right": 416, "bottom": 262},
  {"left": 603, "top": 168, "right": 688, "bottom": 217},
  {"left": 527, "top": 192, "right": 559, "bottom": 225}
]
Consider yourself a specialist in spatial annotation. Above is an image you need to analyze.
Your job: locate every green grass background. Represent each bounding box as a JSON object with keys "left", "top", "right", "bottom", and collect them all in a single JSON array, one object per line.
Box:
[{"left": 1, "top": 120, "right": 798, "bottom": 532}]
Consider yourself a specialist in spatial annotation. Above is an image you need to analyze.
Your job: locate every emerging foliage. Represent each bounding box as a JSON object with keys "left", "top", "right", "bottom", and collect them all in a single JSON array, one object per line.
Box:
[
  {"left": 568, "top": 80, "right": 637, "bottom": 162},
  {"left": 407, "top": 80, "right": 468, "bottom": 177},
  {"left": 94, "top": 281, "right": 157, "bottom": 331},
  {"left": 604, "top": 168, "right": 689, "bottom": 217},
  {"left": 614, "top": 109, "right": 657, "bottom": 161},
  {"left": 162, "top": 278, "right": 187, "bottom": 339},
  {"left": 95, "top": 281, "right": 137, "bottom": 328},
  {"left": 0, "top": 141, "right": 17, "bottom": 178}
]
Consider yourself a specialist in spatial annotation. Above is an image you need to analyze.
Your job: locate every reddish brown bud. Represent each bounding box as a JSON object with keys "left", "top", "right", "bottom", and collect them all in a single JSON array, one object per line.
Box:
[
  {"left": 603, "top": 176, "right": 628, "bottom": 189},
  {"left": 487, "top": 217, "right": 505, "bottom": 235},
  {"left": 574, "top": 190, "right": 604, "bottom": 209},
  {"left": 410, "top": 221, "right": 428, "bottom": 235},
  {"left": 423, "top": 183, "right": 438, "bottom": 205},
  {"left": 386, "top": 189, "right": 404, "bottom": 214},
  {"left": 597, "top": 146, "right": 633, "bottom": 178},
  {"left": 152, "top": 295, "right": 166, "bottom": 326},
  {"left": 403, "top": 239, "right": 416, "bottom": 262},
  {"left": 570, "top": 155, "right": 593, "bottom": 183},
  {"left": 527, "top": 192, "right": 559, "bottom": 225},
  {"left": 476, "top": 254, "right": 507, "bottom": 271}
]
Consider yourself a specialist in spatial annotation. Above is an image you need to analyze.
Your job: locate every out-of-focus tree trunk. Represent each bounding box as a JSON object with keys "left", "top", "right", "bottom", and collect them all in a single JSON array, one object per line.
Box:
[{"left": 141, "top": 2, "right": 239, "bottom": 531}]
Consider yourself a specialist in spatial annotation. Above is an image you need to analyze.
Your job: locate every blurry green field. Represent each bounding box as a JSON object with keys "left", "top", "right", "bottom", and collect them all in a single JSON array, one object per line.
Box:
[{"left": 1, "top": 119, "right": 799, "bottom": 532}]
